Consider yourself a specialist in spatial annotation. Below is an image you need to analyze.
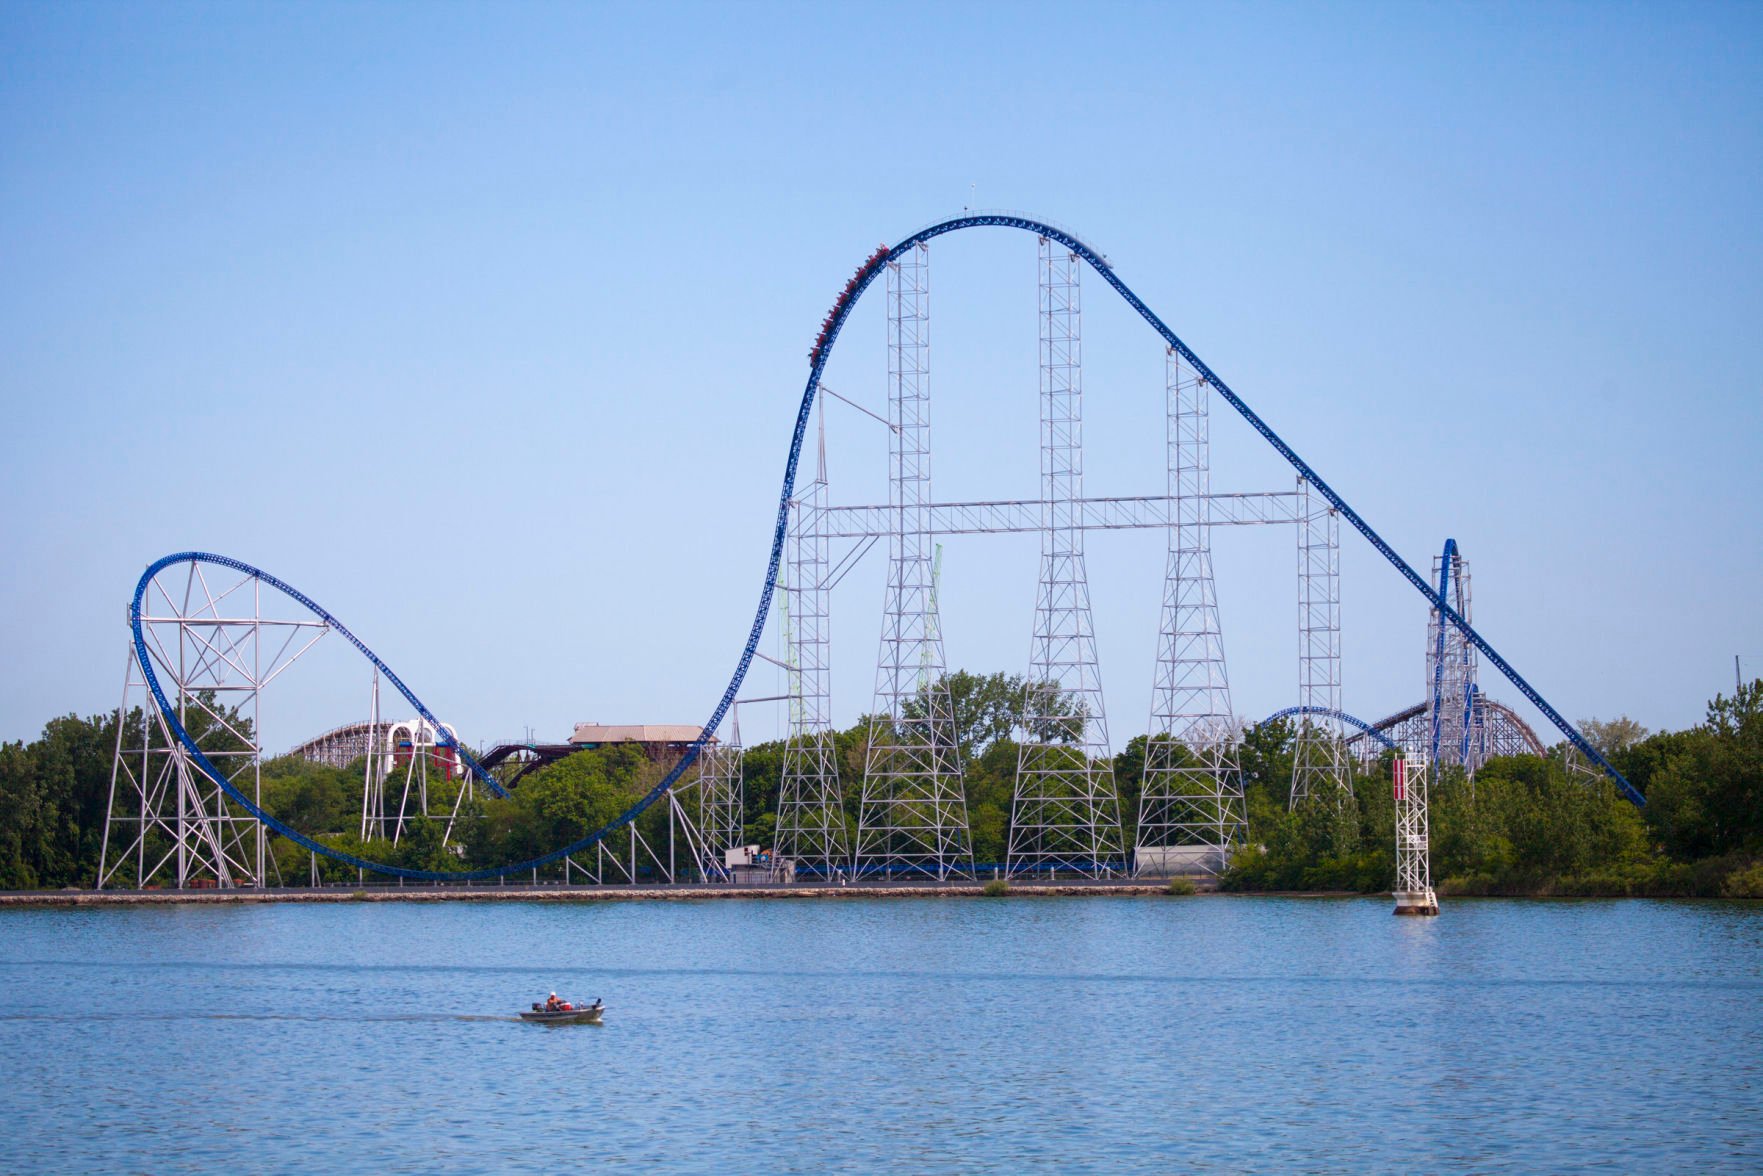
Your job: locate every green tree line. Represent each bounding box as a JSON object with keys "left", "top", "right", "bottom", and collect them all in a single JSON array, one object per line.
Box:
[{"left": 2, "top": 673, "right": 1759, "bottom": 895}]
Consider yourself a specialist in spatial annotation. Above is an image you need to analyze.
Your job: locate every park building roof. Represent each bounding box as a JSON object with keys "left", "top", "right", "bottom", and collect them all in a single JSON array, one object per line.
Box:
[{"left": 568, "top": 723, "right": 710, "bottom": 747}]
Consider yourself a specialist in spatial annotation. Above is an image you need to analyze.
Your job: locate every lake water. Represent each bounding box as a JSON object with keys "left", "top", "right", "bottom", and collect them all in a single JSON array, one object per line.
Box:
[{"left": 0, "top": 895, "right": 1758, "bottom": 1172}]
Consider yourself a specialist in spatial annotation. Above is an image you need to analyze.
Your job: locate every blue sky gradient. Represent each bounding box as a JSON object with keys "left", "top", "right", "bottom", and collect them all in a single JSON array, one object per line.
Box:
[{"left": 2, "top": 1, "right": 1759, "bottom": 751}]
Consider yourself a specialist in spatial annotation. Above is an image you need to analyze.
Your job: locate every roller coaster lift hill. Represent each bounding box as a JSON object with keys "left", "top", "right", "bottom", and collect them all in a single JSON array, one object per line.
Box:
[{"left": 115, "top": 213, "right": 1643, "bottom": 885}]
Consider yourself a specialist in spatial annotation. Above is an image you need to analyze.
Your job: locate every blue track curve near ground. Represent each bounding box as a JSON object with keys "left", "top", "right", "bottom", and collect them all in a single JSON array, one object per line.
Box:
[{"left": 134, "top": 213, "right": 1643, "bottom": 882}]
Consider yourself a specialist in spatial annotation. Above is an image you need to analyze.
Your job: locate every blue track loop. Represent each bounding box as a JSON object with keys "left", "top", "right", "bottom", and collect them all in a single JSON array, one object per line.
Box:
[
  {"left": 131, "top": 553, "right": 520, "bottom": 881},
  {"left": 135, "top": 213, "right": 1640, "bottom": 883}
]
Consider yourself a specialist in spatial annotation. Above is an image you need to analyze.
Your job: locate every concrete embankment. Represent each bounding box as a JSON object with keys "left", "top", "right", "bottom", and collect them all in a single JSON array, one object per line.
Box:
[{"left": 0, "top": 881, "right": 1200, "bottom": 906}]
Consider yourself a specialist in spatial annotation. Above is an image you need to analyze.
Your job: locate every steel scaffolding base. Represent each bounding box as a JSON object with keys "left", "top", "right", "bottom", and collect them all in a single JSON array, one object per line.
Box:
[{"left": 855, "top": 240, "right": 973, "bottom": 880}]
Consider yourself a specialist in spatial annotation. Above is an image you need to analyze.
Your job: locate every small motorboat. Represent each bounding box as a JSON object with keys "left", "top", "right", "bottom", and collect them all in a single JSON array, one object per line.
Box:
[{"left": 520, "top": 999, "right": 604, "bottom": 1024}]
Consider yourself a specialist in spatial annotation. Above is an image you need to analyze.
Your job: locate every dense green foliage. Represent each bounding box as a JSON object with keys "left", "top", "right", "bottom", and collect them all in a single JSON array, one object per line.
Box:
[
  {"left": 2, "top": 675, "right": 1758, "bottom": 895},
  {"left": 0, "top": 712, "right": 122, "bottom": 889},
  {"left": 1220, "top": 681, "right": 1763, "bottom": 898}
]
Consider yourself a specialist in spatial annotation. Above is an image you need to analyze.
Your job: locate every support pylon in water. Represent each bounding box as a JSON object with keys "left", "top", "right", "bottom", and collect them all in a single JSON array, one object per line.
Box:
[
  {"left": 1393, "top": 750, "right": 1438, "bottom": 915},
  {"left": 855, "top": 240, "right": 973, "bottom": 880},
  {"left": 1137, "top": 347, "right": 1245, "bottom": 877},
  {"left": 1009, "top": 237, "right": 1124, "bottom": 878}
]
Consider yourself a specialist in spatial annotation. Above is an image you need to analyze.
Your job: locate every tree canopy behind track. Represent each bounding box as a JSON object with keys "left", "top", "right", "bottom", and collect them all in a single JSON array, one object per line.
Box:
[{"left": 2, "top": 677, "right": 1759, "bottom": 896}]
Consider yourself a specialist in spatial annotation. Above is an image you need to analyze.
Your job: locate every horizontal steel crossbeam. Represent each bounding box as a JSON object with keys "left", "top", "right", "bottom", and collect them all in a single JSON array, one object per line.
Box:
[{"left": 810, "top": 491, "right": 1301, "bottom": 538}]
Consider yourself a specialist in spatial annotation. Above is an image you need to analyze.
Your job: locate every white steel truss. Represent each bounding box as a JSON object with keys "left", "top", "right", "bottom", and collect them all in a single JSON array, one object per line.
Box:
[
  {"left": 810, "top": 491, "right": 1302, "bottom": 538},
  {"left": 1392, "top": 751, "right": 1438, "bottom": 914},
  {"left": 1353, "top": 696, "right": 1547, "bottom": 767},
  {"left": 776, "top": 400, "right": 849, "bottom": 875},
  {"left": 1136, "top": 348, "right": 1245, "bottom": 876},
  {"left": 99, "top": 565, "right": 324, "bottom": 889},
  {"left": 777, "top": 234, "right": 1355, "bottom": 879},
  {"left": 287, "top": 719, "right": 382, "bottom": 768},
  {"left": 856, "top": 240, "right": 972, "bottom": 879},
  {"left": 695, "top": 715, "right": 745, "bottom": 872},
  {"left": 1290, "top": 475, "right": 1350, "bottom": 810},
  {"left": 1009, "top": 238, "right": 1124, "bottom": 877},
  {"left": 553, "top": 789, "right": 722, "bottom": 888},
  {"left": 366, "top": 713, "right": 467, "bottom": 846},
  {"left": 98, "top": 560, "right": 513, "bottom": 890},
  {"left": 1426, "top": 550, "right": 1478, "bottom": 776},
  {"left": 360, "top": 670, "right": 384, "bottom": 838}
]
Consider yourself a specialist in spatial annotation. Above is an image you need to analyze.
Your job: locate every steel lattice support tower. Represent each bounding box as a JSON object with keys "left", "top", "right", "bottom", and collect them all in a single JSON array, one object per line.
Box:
[
  {"left": 1290, "top": 476, "right": 1350, "bottom": 810},
  {"left": 695, "top": 719, "right": 744, "bottom": 871},
  {"left": 99, "top": 566, "right": 302, "bottom": 889},
  {"left": 1136, "top": 348, "right": 1245, "bottom": 876},
  {"left": 359, "top": 673, "right": 384, "bottom": 838},
  {"left": 855, "top": 241, "right": 972, "bottom": 879},
  {"left": 776, "top": 405, "right": 849, "bottom": 875},
  {"left": 1392, "top": 750, "right": 1438, "bottom": 915},
  {"left": 1426, "top": 550, "right": 1478, "bottom": 775},
  {"left": 101, "top": 652, "right": 264, "bottom": 889},
  {"left": 1009, "top": 238, "right": 1125, "bottom": 877}
]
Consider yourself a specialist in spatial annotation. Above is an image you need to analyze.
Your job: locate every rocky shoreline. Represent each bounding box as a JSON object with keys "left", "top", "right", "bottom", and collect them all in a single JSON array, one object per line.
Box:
[{"left": 0, "top": 880, "right": 1208, "bottom": 906}]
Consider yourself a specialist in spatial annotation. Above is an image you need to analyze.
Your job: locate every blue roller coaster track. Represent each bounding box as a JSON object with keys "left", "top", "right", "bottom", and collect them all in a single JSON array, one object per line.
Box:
[
  {"left": 132, "top": 212, "right": 1643, "bottom": 883},
  {"left": 1427, "top": 539, "right": 1479, "bottom": 767},
  {"left": 1263, "top": 706, "right": 1402, "bottom": 753}
]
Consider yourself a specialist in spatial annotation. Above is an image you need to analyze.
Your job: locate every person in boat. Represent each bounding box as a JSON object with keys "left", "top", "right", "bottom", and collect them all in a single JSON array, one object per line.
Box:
[{"left": 545, "top": 992, "right": 560, "bottom": 1011}]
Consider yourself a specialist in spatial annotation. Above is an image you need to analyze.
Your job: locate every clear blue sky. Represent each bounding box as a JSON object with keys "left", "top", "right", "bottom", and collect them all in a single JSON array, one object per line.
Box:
[{"left": 2, "top": 1, "right": 1759, "bottom": 753}]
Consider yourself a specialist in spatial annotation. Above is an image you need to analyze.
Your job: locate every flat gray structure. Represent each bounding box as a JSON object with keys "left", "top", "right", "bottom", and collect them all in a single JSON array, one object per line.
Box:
[{"left": 569, "top": 723, "right": 707, "bottom": 751}]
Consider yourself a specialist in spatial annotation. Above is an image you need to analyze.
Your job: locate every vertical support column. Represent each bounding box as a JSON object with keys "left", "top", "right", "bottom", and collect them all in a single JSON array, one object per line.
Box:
[
  {"left": 776, "top": 401, "right": 848, "bottom": 876},
  {"left": 253, "top": 577, "right": 265, "bottom": 888},
  {"left": 176, "top": 612, "right": 189, "bottom": 889},
  {"left": 1136, "top": 348, "right": 1245, "bottom": 876},
  {"left": 1010, "top": 237, "right": 1124, "bottom": 878},
  {"left": 97, "top": 652, "right": 141, "bottom": 889},
  {"left": 1291, "top": 476, "right": 1349, "bottom": 810},
  {"left": 1426, "top": 550, "right": 1479, "bottom": 778},
  {"left": 362, "top": 672, "right": 383, "bottom": 840},
  {"left": 1457, "top": 567, "right": 1477, "bottom": 772},
  {"left": 101, "top": 565, "right": 278, "bottom": 890},
  {"left": 1393, "top": 750, "right": 1438, "bottom": 915},
  {"left": 857, "top": 240, "right": 972, "bottom": 880},
  {"left": 696, "top": 715, "right": 744, "bottom": 877}
]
